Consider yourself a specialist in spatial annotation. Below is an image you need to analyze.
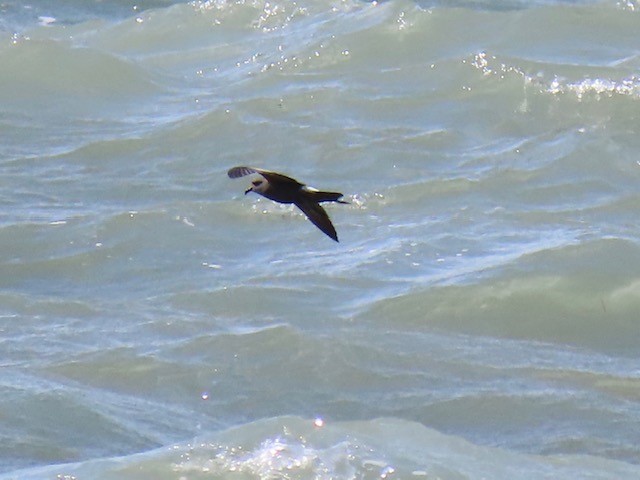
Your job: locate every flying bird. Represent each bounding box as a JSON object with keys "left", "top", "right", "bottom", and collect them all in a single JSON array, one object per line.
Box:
[{"left": 228, "top": 166, "right": 348, "bottom": 242}]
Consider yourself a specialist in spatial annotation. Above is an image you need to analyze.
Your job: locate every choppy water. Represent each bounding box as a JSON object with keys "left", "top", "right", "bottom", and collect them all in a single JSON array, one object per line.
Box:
[{"left": 1, "top": 0, "right": 640, "bottom": 478}]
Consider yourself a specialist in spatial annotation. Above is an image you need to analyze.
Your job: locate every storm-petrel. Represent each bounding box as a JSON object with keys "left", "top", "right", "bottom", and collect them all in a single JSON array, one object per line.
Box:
[{"left": 228, "top": 166, "right": 348, "bottom": 242}]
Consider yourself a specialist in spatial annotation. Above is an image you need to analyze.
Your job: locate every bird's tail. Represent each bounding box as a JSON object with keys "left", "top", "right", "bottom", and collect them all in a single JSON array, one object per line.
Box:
[{"left": 311, "top": 191, "right": 349, "bottom": 204}]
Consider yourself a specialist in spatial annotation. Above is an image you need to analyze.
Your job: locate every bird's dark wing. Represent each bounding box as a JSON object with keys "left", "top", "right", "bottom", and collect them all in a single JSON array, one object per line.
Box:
[
  {"left": 227, "top": 166, "right": 303, "bottom": 187},
  {"left": 295, "top": 200, "right": 338, "bottom": 242},
  {"left": 228, "top": 166, "right": 260, "bottom": 178}
]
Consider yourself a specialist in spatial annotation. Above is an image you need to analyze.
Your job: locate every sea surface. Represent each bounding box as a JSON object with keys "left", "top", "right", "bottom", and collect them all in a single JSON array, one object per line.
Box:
[{"left": 1, "top": 0, "right": 640, "bottom": 478}]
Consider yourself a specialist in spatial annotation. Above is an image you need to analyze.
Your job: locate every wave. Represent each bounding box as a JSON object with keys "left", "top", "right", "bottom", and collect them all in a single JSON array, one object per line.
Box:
[
  {"left": 361, "top": 238, "right": 640, "bottom": 355},
  {"left": 3, "top": 416, "right": 639, "bottom": 480}
]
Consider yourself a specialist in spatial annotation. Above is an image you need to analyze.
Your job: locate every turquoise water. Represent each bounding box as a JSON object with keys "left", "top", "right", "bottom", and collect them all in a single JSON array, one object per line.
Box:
[{"left": 1, "top": 0, "right": 639, "bottom": 478}]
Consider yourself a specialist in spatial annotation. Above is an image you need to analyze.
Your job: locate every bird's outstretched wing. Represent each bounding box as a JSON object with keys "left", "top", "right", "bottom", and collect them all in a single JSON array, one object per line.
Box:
[
  {"left": 227, "top": 166, "right": 303, "bottom": 187},
  {"left": 295, "top": 200, "right": 338, "bottom": 242},
  {"left": 227, "top": 166, "right": 261, "bottom": 178}
]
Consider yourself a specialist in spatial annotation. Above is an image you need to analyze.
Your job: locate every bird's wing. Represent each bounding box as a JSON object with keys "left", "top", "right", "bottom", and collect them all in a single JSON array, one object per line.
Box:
[
  {"left": 227, "top": 166, "right": 260, "bottom": 178},
  {"left": 227, "top": 166, "right": 303, "bottom": 187},
  {"left": 295, "top": 200, "right": 338, "bottom": 242}
]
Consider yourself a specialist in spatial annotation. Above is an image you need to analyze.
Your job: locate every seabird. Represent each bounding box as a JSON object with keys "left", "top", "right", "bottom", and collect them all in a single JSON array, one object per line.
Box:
[{"left": 228, "top": 166, "right": 348, "bottom": 242}]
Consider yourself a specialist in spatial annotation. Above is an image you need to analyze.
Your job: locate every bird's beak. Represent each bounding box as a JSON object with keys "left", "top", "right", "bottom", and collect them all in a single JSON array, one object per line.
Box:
[{"left": 244, "top": 187, "right": 252, "bottom": 195}]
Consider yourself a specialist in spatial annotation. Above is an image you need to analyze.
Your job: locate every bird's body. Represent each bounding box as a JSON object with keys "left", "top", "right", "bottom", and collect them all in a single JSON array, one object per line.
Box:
[{"left": 228, "top": 166, "right": 347, "bottom": 242}]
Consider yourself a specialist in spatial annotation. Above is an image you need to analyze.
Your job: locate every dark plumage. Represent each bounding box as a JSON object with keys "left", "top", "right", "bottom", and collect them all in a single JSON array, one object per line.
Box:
[{"left": 228, "top": 166, "right": 348, "bottom": 242}]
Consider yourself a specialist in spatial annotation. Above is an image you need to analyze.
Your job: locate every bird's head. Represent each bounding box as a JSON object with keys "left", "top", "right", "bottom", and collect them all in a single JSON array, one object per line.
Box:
[{"left": 245, "top": 179, "right": 267, "bottom": 195}]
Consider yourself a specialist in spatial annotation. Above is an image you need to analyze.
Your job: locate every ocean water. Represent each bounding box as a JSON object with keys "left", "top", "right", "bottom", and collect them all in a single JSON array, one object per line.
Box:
[{"left": 1, "top": 0, "right": 640, "bottom": 478}]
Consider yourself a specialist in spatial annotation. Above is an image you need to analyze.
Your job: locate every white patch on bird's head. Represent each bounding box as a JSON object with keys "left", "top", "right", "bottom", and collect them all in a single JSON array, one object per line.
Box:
[{"left": 250, "top": 178, "right": 269, "bottom": 194}]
